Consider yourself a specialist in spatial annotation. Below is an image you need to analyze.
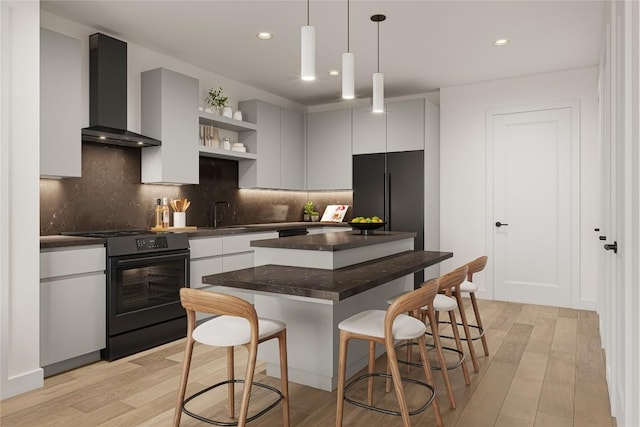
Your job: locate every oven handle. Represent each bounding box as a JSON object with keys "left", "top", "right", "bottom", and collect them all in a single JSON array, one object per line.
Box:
[{"left": 111, "top": 249, "right": 189, "bottom": 264}]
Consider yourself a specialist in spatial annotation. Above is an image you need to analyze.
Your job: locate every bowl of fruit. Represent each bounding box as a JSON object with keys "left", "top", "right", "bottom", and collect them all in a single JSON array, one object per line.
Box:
[{"left": 348, "top": 216, "right": 386, "bottom": 235}]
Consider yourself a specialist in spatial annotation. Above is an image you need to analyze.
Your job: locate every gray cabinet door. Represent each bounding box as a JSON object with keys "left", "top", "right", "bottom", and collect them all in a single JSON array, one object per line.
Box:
[
  {"left": 307, "top": 109, "right": 352, "bottom": 190},
  {"left": 352, "top": 105, "right": 386, "bottom": 154},
  {"left": 238, "top": 100, "right": 281, "bottom": 188},
  {"left": 40, "top": 29, "right": 81, "bottom": 178},
  {"left": 141, "top": 68, "right": 199, "bottom": 184},
  {"left": 386, "top": 99, "right": 424, "bottom": 152},
  {"left": 281, "top": 108, "right": 305, "bottom": 190}
]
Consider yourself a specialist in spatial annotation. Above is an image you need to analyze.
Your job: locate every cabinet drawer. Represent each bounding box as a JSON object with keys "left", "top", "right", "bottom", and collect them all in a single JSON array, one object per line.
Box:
[
  {"left": 190, "top": 236, "right": 223, "bottom": 259},
  {"left": 40, "top": 273, "right": 106, "bottom": 366},
  {"left": 40, "top": 246, "right": 105, "bottom": 279},
  {"left": 190, "top": 257, "right": 223, "bottom": 288},
  {"left": 223, "top": 252, "right": 253, "bottom": 272},
  {"left": 223, "top": 232, "right": 277, "bottom": 254}
]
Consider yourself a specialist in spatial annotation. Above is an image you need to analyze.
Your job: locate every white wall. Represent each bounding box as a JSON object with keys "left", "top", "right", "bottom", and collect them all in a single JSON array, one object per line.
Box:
[
  {"left": 0, "top": 0, "right": 44, "bottom": 399},
  {"left": 40, "top": 11, "right": 307, "bottom": 134},
  {"left": 440, "top": 67, "right": 600, "bottom": 309}
]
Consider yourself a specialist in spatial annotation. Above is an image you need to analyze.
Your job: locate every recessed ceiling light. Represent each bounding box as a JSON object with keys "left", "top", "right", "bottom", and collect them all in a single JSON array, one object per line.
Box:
[
  {"left": 329, "top": 70, "right": 340, "bottom": 76},
  {"left": 493, "top": 39, "right": 510, "bottom": 46},
  {"left": 257, "top": 32, "right": 272, "bottom": 40}
]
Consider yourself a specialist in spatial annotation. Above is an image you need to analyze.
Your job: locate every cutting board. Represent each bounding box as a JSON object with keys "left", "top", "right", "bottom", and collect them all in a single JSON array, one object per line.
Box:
[{"left": 151, "top": 226, "right": 198, "bottom": 232}]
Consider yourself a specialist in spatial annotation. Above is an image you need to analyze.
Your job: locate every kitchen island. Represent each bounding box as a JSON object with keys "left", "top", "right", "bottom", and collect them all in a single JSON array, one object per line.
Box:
[{"left": 202, "top": 230, "right": 452, "bottom": 391}]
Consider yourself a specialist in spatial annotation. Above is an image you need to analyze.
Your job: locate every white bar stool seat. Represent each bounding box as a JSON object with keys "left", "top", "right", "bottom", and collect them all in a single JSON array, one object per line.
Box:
[{"left": 193, "top": 316, "right": 285, "bottom": 347}]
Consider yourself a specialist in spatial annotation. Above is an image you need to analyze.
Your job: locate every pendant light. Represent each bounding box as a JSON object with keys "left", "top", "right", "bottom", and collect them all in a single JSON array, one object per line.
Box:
[
  {"left": 301, "top": 0, "right": 315, "bottom": 81},
  {"left": 371, "top": 14, "right": 386, "bottom": 113},
  {"left": 341, "top": 0, "right": 355, "bottom": 99}
]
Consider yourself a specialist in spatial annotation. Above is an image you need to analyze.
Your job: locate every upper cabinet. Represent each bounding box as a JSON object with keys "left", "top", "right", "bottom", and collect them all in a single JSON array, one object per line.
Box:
[
  {"left": 352, "top": 106, "right": 386, "bottom": 155},
  {"left": 238, "top": 100, "right": 305, "bottom": 190},
  {"left": 386, "top": 99, "right": 425, "bottom": 152},
  {"left": 280, "top": 108, "right": 305, "bottom": 190},
  {"left": 40, "top": 29, "right": 82, "bottom": 178},
  {"left": 352, "top": 99, "right": 425, "bottom": 155},
  {"left": 141, "top": 68, "right": 199, "bottom": 184},
  {"left": 307, "top": 109, "right": 352, "bottom": 190}
]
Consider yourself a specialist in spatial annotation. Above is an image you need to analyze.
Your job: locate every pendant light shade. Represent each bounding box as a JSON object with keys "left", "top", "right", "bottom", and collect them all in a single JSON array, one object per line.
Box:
[
  {"left": 341, "top": 0, "right": 354, "bottom": 99},
  {"left": 342, "top": 52, "right": 355, "bottom": 99},
  {"left": 371, "top": 14, "right": 386, "bottom": 113},
  {"left": 372, "top": 72, "right": 384, "bottom": 113},
  {"left": 301, "top": 0, "right": 315, "bottom": 81}
]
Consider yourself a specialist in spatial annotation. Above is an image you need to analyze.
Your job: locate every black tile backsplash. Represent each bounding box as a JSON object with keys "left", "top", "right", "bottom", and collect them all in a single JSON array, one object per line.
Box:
[{"left": 40, "top": 143, "right": 352, "bottom": 235}]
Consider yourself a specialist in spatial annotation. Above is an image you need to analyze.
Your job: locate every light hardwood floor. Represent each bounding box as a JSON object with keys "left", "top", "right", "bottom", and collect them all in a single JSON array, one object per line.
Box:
[{"left": 0, "top": 299, "right": 615, "bottom": 426}]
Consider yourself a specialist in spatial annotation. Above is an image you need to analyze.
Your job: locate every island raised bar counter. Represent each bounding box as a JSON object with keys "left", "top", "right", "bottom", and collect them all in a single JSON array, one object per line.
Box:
[{"left": 201, "top": 230, "right": 453, "bottom": 391}]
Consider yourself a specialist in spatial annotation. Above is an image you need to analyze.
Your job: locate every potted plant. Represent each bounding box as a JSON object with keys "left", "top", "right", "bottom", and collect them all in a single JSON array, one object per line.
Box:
[
  {"left": 206, "top": 86, "right": 229, "bottom": 115},
  {"left": 303, "top": 201, "right": 316, "bottom": 222}
]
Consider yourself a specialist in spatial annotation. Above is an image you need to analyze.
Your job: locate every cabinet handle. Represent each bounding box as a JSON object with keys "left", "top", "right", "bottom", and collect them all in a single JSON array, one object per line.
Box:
[{"left": 495, "top": 221, "right": 509, "bottom": 228}]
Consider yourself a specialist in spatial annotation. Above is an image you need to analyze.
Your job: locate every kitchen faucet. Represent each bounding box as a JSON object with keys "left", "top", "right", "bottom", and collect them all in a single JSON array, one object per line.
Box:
[{"left": 213, "top": 201, "right": 229, "bottom": 228}]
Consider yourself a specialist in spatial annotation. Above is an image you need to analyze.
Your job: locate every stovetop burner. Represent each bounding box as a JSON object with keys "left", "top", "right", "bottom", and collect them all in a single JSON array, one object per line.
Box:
[{"left": 62, "top": 229, "right": 150, "bottom": 238}]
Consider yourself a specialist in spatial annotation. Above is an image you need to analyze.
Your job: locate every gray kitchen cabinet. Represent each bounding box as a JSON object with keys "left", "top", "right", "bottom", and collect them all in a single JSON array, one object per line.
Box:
[
  {"left": 40, "top": 28, "right": 81, "bottom": 178},
  {"left": 238, "top": 100, "right": 305, "bottom": 190},
  {"left": 386, "top": 98, "right": 425, "bottom": 152},
  {"left": 306, "top": 109, "right": 352, "bottom": 190},
  {"left": 238, "top": 100, "right": 281, "bottom": 188},
  {"left": 40, "top": 246, "right": 106, "bottom": 376},
  {"left": 280, "top": 108, "right": 305, "bottom": 190},
  {"left": 141, "top": 67, "right": 199, "bottom": 184},
  {"left": 352, "top": 105, "right": 386, "bottom": 155}
]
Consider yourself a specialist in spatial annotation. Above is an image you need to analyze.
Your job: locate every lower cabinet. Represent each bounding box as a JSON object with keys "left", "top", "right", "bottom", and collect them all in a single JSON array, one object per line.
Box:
[{"left": 40, "top": 246, "right": 106, "bottom": 374}]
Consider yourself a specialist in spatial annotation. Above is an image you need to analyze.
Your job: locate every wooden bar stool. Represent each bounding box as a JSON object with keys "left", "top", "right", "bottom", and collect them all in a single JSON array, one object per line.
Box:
[
  {"left": 460, "top": 256, "right": 490, "bottom": 356},
  {"left": 336, "top": 280, "right": 443, "bottom": 427},
  {"left": 174, "top": 288, "right": 289, "bottom": 427}
]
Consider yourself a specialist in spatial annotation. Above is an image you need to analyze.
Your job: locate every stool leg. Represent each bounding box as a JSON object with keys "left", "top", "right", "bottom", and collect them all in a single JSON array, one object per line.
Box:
[
  {"left": 336, "top": 331, "right": 349, "bottom": 427},
  {"left": 385, "top": 343, "right": 411, "bottom": 426},
  {"left": 277, "top": 330, "right": 290, "bottom": 427},
  {"left": 470, "top": 292, "right": 490, "bottom": 356},
  {"left": 238, "top": 342, "right": 258, "bottom": 427},
  {"left": 417, "top": 334, "right": 443, "bottom": 427},
  {"left": 227, "top": 346, "right": 235, "bottom": 418},
  {"left": 367, "top": 341, "right": 375, "bottom": 406},
  {"left": 173, "top": 336, "right": 195, "bottom": 427},
  {"left": 454, "top": 291, "right": 479, "bottom": 373},
  {"left": 428, "top": 309, "right": 456, "bottom": 409},
  {"left": 448, "top": 310, "right": 471, "bottom": 385}
]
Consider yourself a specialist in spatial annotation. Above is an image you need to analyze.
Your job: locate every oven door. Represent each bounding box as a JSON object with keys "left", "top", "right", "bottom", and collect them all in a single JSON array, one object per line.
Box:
[{"left": 107, "top": 249, "right": 189, "bottom": 336}]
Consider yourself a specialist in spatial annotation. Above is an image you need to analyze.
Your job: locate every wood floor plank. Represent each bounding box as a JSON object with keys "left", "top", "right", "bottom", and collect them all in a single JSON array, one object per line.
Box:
[{"left": 0, "top": 301, "right": 614, "bottom": 427}]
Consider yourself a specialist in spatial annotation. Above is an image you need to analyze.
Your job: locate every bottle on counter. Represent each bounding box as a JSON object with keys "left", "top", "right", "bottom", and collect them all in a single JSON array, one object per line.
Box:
[
  {"left": 154, "top": 198, "right": 163, "bottom": 228},
  {"left": 162, "top": 197, "right": 170, "bottom": 228}
]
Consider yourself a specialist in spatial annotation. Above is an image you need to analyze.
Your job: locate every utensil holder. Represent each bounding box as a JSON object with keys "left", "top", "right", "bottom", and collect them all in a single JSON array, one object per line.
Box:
[{"left": 174, "top": 212, "right": 186, "bottom": 228}]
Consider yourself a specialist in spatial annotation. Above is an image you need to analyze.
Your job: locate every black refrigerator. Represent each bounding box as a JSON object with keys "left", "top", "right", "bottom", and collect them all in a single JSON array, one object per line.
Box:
[{"left": 352, "top": 151, "right": 425, "bottom": 288}]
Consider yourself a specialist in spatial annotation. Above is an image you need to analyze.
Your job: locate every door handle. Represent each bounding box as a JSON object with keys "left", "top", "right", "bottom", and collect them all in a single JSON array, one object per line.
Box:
[
  {"left": 495, "top": 221, "right": 509, "bottom": 228},
  {"left": 604, "top": 241, "right": 617, "bottom": 254},
  {"left": 599, "top": 236, "right": 607, "bottom": 241}
]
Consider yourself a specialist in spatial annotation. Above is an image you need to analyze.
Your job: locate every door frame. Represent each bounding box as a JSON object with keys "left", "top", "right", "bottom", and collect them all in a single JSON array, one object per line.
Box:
[{"left": 485, "top": 101, "right": 581, "bottom": 307}]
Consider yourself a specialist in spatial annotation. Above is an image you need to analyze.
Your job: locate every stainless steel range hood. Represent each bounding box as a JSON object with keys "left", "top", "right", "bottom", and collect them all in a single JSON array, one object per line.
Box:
[{"left": 82, "top": 33, "right": 160, "bottom": 148}]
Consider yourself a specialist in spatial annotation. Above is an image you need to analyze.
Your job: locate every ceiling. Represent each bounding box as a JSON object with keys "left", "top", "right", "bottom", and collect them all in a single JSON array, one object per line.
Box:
[{"left": 41, "top": 0, "right": 605, "bottom": 106}]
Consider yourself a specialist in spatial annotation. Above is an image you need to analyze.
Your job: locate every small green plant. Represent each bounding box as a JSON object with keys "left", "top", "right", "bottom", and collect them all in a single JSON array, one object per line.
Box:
[
  {"left": 304, "top": 201, "right": 318, "bottom": 216},
  {"left": 206, "top": 86, "right": 229, "bottom": 108}
]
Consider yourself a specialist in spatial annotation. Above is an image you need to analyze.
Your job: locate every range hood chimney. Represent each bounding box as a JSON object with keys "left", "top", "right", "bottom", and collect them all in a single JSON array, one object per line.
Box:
[{"left": 82, "top": 33, "right": 160, "bottom": 148}]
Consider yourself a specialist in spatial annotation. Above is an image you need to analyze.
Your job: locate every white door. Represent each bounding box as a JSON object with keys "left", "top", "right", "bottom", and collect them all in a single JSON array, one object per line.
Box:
[{"left": 492, "top": 107, "right": 574, "bottom": 307}]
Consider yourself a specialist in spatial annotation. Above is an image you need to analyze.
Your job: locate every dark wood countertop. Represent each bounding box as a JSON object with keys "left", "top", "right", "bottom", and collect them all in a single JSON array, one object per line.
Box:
[
  {"left": 250, "top": 230, "right": 416, "bottom": 252},
  {"left": 202, "top": 250, "right": 453, "bottom": 301}
]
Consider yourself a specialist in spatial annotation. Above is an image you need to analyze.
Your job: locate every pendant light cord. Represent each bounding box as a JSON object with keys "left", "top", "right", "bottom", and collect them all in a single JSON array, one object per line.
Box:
[
  {"left": 377, "top": 20, "right": 380, "bottom": 73},
  {"left": 347, "top": 0, "right": 350, "bottom": 52},
  {"left": 307, "top": 0, "right": 310, "bottom": 25}
]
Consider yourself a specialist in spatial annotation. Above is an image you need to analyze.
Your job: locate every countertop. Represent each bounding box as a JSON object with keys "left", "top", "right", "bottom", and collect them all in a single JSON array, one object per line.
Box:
[
  {"left": 202, "top": 250, "right": 453, "bottom": 301},
  {"left": 250, "top": 230, "right": 417, "bottom": 252},
  {"left": 40, "top": 222, "right": 349, "bottom": 249}
]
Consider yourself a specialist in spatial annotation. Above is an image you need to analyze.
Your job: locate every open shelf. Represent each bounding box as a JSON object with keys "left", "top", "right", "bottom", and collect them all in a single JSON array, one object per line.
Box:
[
  {"left": 199, "top": 146, "right": 257, "bottom": 161},
  {"left": 199, "top": 111, "right": 257, "bottom": 132}
]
